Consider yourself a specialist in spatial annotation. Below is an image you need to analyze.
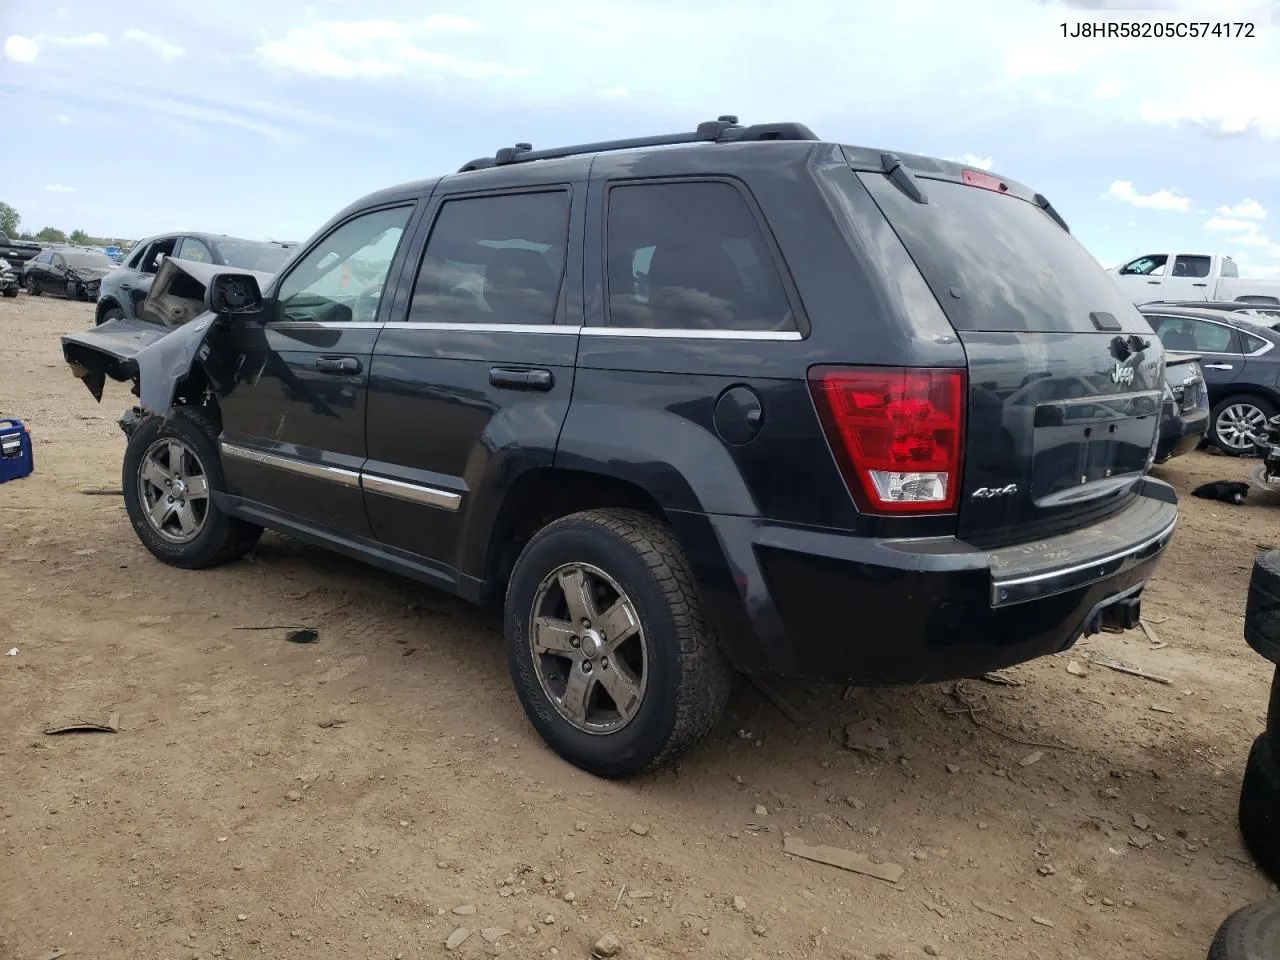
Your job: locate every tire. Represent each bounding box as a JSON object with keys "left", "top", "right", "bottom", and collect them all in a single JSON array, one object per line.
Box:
[
  {"left": 1239, "top": 735, "right": 1280, "bottom": 885},
  {"left": 1246, "top": 553, "right": 1280, "bottom": 663},
  {"left": 1, "top": 288, "right": 16, "bottom": 298},
  {"left": 1211, "top": 395, "right": 1278, "bottom": 456},
  {"left": 1206, "top": 899, "right": 1280, "bottom": 960},
  {"left": 25, "top": 276, "right": 40, "bottom": 296},
  {"left": 121, "top": 407, "right": 262, "bottom": 569},
  {"left": 505, "top": 508, "right": 732, "bottom": 778},
  {"left": 98, "top": 306, "right": 124, "bottom": 325}
]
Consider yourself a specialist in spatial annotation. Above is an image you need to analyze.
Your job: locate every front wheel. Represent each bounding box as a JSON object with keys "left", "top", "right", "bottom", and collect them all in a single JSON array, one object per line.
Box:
[
  {"left": 1, "top": 287, "right": 16, "bottom": 298},
  {"left": 505, "top": 509, "right": 732, "bottom": 778},
  {"left": 1211, "top": 395, "right": 1277, "bottom": 456},
  {"left": 122, "top": 407, "right": 262, "bottom": 569},
  {"left": 25, "top": 276, "right": 40, "bottom": 296}
]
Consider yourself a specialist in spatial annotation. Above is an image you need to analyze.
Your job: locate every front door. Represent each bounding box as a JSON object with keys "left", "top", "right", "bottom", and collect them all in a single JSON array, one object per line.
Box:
[
  {"left": 362, "top": 178, "right": 583, "bottom": 586},
  {"left": 217, "top": 203, "right": 417, "bottom": 540}
]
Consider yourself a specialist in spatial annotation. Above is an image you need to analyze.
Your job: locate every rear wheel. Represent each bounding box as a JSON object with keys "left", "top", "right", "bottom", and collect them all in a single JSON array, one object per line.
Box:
[
  {"left": 504, "top": 508, "right": 732, "bottom": 778},
  {"left": 1206, "top": 899, "right": 1280, "bottom": 960},
  {"left": 1211, "top": 395, "right": 1277, "bottom": 456},
  {"left": 122, "top": 407, "right": 262, "bottom": 569},
  {"left": 98, "top": 306, "right": 124, "bottom": 325}
]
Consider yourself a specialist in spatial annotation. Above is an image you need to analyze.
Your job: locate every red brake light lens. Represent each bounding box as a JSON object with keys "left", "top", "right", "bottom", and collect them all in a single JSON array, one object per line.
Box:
[
  {"left": 808, "top": 366, "right": 966, "bottom": 515},
  {"left": 961, "top": 169, "right": 1009, "bottom": 194}
]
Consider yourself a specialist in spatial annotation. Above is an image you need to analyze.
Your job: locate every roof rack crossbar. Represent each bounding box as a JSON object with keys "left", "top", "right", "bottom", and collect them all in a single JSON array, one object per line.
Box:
[{"left": 458, "top": 116, "right": 819, "bottom": 172}]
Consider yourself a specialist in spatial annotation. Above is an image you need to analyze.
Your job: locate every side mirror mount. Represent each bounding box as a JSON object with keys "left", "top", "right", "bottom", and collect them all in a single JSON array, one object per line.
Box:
[{"left": 206, "top": 271, "right": 265, "bottom": 315}]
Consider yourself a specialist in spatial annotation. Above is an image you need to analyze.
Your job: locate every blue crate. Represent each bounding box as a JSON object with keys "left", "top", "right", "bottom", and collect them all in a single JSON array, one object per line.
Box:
[{"left": 0, "top": 418, "right": 33, "bottom": 484}]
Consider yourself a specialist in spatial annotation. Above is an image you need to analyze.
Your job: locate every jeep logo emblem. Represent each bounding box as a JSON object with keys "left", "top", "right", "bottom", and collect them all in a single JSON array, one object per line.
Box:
[
  {"left": 972, "top": 483, "right": 1019, "bottom": 500},
  {"left": 1111, "top": 362, "right": 1135, "bottom": 386}
]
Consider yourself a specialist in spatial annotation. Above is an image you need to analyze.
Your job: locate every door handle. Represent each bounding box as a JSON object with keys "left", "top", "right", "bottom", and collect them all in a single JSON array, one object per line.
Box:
[
  {"left": 315, "top": 356, "right": 361, "bottom": 374},
  {"left": 1192, "top": 282, "right": 1208, "bottom": 287},
  {"left": 1147, "top": 280, "right": 1162, "bottom": 285},
  {"left": 489, "top": 367, "right": 553, "bottom": 390},
  {"left": 1203, "top": 363, "right": 1234, "bottom": 370}
]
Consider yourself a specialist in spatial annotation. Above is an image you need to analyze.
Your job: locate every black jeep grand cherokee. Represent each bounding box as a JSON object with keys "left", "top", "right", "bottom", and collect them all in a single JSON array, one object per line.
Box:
[{"left": 63, "top": 117, "right": 1177, "bottom": 778}]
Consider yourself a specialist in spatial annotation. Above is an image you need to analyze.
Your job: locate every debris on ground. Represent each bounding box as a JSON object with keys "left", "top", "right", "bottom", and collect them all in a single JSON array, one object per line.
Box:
[
  {"left": 444, "top": 927, "right": 471, "bottom": 951},
  {"left": 452, "top": 904, "right": 476, "bottom": 915},
  {"left": 980, "top": 670, "right": 1024, "bottom": 687},
  {"left": 748, "top": 675, "right": 810, "bottom": 723},
  {"left": 1019, "top": 751, "right": 1043, "bottom": 767},
  {"left": 591, "top": 932, "right": 622, "bottom": 958},
  {"left": 317, "top": 718, "right": 346, "bottom": 729},
  {"left": 629, "top": 822, "right": 649, "bottom": 836},
  {"left": 1066, "top": 660, "right": 1087, "bottom": 676},
  {"left": 754, "top": 805, "right": 769, "bottom": 817},
  {"left": 1133, "top": 812, "right": 1152, "bottom": 830},
  {"left": 782, "top": 836, "right": 904, "bottom": 883},
  {"left": 1084, "top": 653, "right": 1173, "bottom": 685},
  {"left": 1139, "top": 619, "right": 1168, "bottom": 649},
  {"left": 44, "top": 712, "right": 119, "bottom": 735},
  {"left": 972, "top": 901, "right": 1016, "bottom": 922},
  {"left": 732, "top": 896, "right": 747, "bottom": 912},
  {"left": 480, "top": 928, "right": 509, "bottom": 943},
  {"left": 1150, "top": 704, "right": 1176, "bottom": 714},
  {"left": 1031, "top": 916, "right": 1055, "bottom": 927},
  {"left": 286, "top": 628, "right": 319, "bottom": 644},
  {"left": 35, "top": 950, "right": 67, "bottom": 960},
  {"left": 6, "top": 647, "right": 17, "bottom": 657},
  {"left": 78, "top": 487, "right": 123, "bottom": 496},
  {"left": 844, "top": 718, "right": 892, "bottom": 752}
]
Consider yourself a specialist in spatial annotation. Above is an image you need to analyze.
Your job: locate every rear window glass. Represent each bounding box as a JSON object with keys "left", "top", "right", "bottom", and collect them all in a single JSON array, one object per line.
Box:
[{"left": 857, "top": 172, "right": 1146, "bottom": 334}]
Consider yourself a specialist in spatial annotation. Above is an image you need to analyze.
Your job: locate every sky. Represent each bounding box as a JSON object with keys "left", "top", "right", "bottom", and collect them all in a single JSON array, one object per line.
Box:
[{"left": 2, "top": 0, "right": 1279, "bottom": 275}]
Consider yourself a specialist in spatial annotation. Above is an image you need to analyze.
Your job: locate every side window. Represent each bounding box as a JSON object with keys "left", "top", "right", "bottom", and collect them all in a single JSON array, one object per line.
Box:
[
  {"left": 140, "top": 237, "right": 178, "bottom": 275},
  {"left": 1185, "top": 319, "right": 1239, "bottom": 353},
  {"left": 1173, "top": 255, "right": 1212, "bottom": 279},
  {"left": 408, "top": 191, "right": 569, "bottom": 326},
  {"left": 1221, "top": 258, "right": 1239, "bottom": 278},
  {"left": 51, "top": 254, "right": 65, "bottom": 270},
  {"left": 126, "top": 243, "right": 151, "bottom": 270},
  {"left": 175, "top": 237, "right": 213, "bottom": 264},
  {"left": 605, "top": 181, "right": 794, "bottom": 332},
  {"left": 1241, "top": 331, "right": 1268, "bottom": 353},
  {"left": 274, "top": 205, "right": 412, "bottom": 324},
  {"left": 1119, "top": 255, "right": 1168, "bottom": 277}
]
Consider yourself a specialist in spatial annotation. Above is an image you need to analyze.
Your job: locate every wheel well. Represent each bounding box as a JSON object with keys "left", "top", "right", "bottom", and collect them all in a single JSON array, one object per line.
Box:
[
  {"left": 482, "top": 469, "right": 667, "bottom": 605},
  {"left": 1213, "top": 389, "right": 1280, "bottom": 413},
  {"left": 1235, "top": 296, "right": 1280, "bottom": 306},
  {"left": 95, "top": 297, "right": 122, "bottom": 324}
]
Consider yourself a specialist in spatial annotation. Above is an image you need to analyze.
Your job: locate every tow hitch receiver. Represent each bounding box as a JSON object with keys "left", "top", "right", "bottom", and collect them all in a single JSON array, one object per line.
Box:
[{"left": 1095, "top": 596, "right": 1142, "bottom": 634}]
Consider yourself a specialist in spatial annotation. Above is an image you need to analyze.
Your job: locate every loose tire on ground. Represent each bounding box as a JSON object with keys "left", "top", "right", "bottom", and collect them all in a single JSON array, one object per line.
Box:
[
  {"left": 504, "top": 508, "right": 732, "bottom": 779},
  {"left": 1239, "top": 734, "right": 1280, "bottom": 885},
  {"left": 1210, "top": 394, "right": 1278, "bottom": 456},
  {"left": 122, "top": 407, "right": 262, "bottom": 569},
  {"left": 1245, "top": 552, "right": 1280, "bottom": 664},
  {"left": 1206, "top": 899, "right": 1280, "bottom": 960}
]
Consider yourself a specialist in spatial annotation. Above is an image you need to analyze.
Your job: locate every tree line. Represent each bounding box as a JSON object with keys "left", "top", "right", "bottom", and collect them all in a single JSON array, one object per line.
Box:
[{"left": 0, "top": 201, "right": 120, "bottom": 247}]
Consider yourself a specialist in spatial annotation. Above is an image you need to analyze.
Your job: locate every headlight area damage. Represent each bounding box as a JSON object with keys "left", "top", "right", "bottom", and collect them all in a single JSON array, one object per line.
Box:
[{"left": 61, "top": 258, "right": 271, "bottom": 435}]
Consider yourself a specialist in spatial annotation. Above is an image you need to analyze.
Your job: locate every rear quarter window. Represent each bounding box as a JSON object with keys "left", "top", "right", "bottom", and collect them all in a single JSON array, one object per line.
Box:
[{"left": 857, "top": 172, "right": 1148, "bottom": 334}]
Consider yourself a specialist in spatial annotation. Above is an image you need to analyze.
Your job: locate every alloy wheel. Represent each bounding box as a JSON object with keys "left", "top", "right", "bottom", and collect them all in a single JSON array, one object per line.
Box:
[
  {"left": 1218, "top": 403, "right": 1269, "bottom": 453},
  {"left": 137, "top": 437, "right": 211, "bottom": 543},
  {"left": 528, "top": 562, "right": 648, "bottom": 735}
]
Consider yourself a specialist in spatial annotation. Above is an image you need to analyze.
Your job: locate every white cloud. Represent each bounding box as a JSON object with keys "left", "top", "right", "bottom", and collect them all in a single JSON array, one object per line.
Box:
[
  {"left": 944, "top": 153, "right": 994, "bottom": 170},
  {"left": 256, "top": 15, "right": 530, "bottom": 82},
  {"left": 1091, "top": 79, "right": 1124, "bottom": 100},
  {"left": 3, "top": 35, "right": 39, "bottom": 63},
  {"left": 123, "top": 29, "right": 185, "bottom": 61},
  {"left": 49, "top": 32, "right": 108, "bottom": 48},
  {"left": 1218, "top": 199, "right": 1267, "bottom": 220},
  {"left": 44, "top": 184, "right": 77, "bottom": 193},
  {"left": 53, "top": 113, "right": 70, "bottom": 124},
  {"left": 1104, "top": 180, "right": 1192, "bottom": 213},
  {"left": 1206, "top": 217, "right": 1261, "bottom": 233}
]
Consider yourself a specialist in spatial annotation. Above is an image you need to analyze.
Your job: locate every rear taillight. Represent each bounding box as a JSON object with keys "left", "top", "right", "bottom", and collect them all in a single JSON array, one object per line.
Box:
[{"left": 808, "top": 366, "right": 966, "bottom": 515}]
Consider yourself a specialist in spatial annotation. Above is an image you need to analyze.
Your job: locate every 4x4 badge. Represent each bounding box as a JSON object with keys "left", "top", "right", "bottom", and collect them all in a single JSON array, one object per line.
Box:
[
  {"left": 1111, "top": 362, "right": 1135, "bottom": 386},
  {"left": 972, "top": 484, "right": 1018, "bottom": 499}
]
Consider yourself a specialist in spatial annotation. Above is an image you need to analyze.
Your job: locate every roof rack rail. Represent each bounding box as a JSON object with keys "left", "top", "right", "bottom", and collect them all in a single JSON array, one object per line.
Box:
[{"left": 458, "top": 116, "right": 820, "bottom": 172}]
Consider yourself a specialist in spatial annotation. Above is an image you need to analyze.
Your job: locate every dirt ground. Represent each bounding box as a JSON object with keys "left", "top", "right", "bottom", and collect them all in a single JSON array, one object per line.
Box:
[{"left": 2, "top": 292, "right": 1279, "bottom": 960}]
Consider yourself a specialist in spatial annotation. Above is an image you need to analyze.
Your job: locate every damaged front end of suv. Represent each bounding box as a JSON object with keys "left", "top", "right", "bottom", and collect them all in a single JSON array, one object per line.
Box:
[{"left": 60, "top": 257, "right": 270, "bottom": 438}]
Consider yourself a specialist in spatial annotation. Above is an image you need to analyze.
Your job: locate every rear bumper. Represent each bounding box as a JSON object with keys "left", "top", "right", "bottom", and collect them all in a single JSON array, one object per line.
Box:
[
  {"left": 673, "top": 477, "right": 1178, "bottom": 686},
  {"left": 1156, "top": 402, "right": 1209, "bottom": 463}
]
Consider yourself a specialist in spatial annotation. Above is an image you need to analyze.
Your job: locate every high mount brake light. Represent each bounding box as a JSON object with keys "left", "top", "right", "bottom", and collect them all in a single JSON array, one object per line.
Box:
[
  {"left": 961, "top": 169, "right": 1009, "bottom": 194},
  {"left": 808, "top": 366, "right": 966, "bottom": 515}
]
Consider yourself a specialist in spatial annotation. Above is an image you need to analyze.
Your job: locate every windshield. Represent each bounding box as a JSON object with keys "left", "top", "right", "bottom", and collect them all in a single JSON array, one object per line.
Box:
[
  {"left": 212, "top": 240, "right": 296, "bottom": 274},
  {"left": 855, "top": 171, "right": 1149, "bottom": 334},
  {"left": 64, "top": 251, "right": 114, "bottom": 270}
]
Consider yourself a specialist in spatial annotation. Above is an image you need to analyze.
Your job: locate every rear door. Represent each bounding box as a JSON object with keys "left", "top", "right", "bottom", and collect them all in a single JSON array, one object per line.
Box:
[
  {"left": 1164, "top": 255, "right": 1214, "bottom": 301},
  {"left": 856, "top": 163, "right": 1164, "bottom": 548},
  {"left": 361, "top": 174, "right": 583, "bottom": 581},
  {"left": 1144, "top": 313, "right": 1244, "bottom": 394}
]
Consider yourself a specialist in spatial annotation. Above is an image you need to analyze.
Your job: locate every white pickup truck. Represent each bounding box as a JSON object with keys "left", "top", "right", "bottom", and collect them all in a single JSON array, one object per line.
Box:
[{"left": 1110, "top": 252, "right": 1280, "bottom": 307}]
